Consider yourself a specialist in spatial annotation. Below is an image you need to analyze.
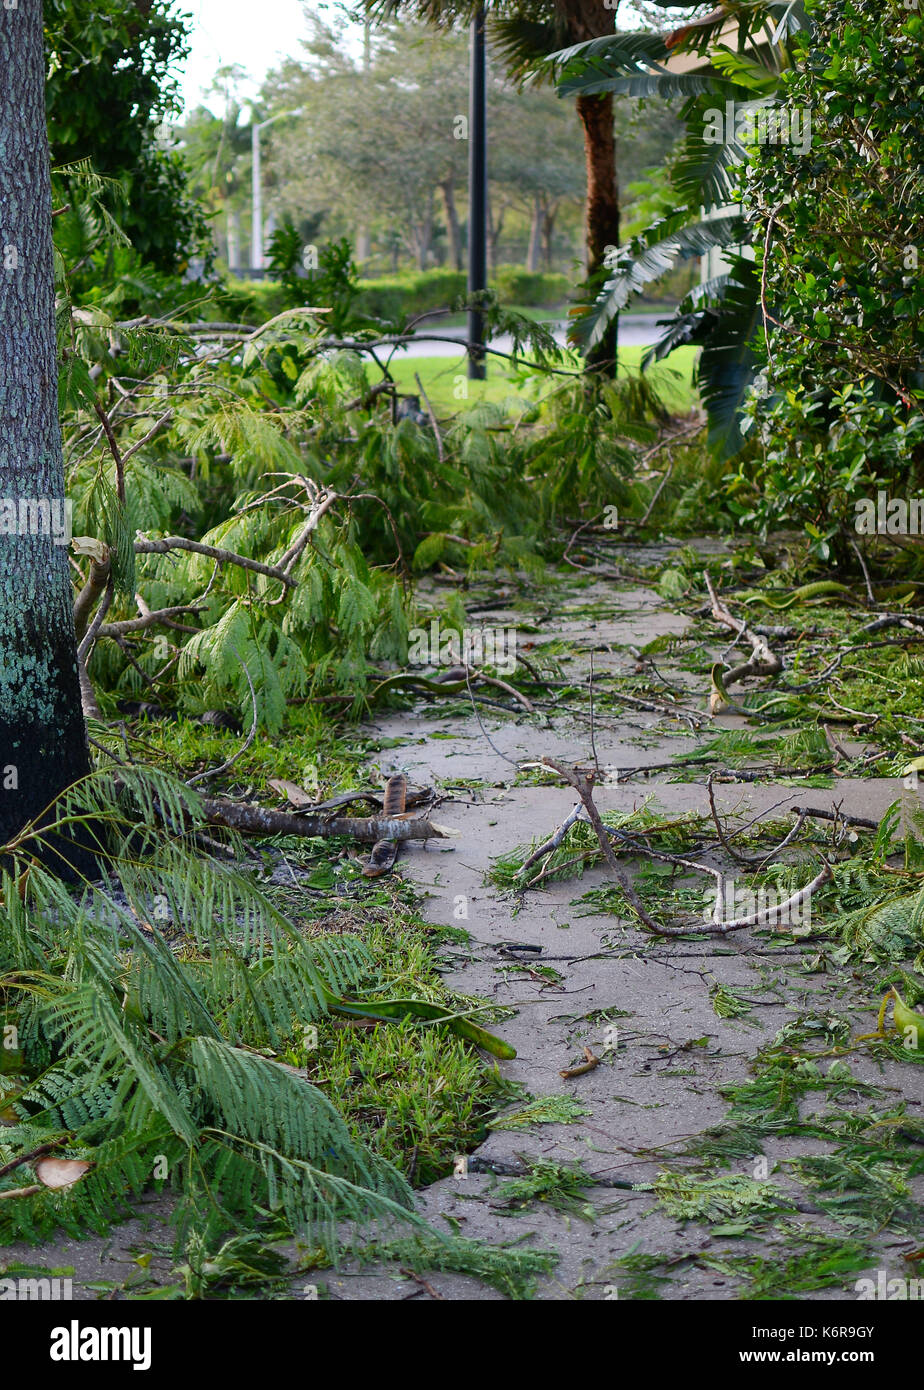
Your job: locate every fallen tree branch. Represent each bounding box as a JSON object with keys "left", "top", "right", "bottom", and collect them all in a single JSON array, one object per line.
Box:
[
  {"left": 517, "top": 803, "right": 585, "bottom": 878},
  {"left": 539, "top": 760, "right": 663, "bottom": 932},
  {"left": 200, "top": 799, "right": 450, "bottom": 842},
  {"left": 790, "top": 805, "right": 879, "bottom": 830},
  {"left": 72, "top": 542, "right": 111, "bottom": 644},
  {"left": 277, "top": 487, "right": 339, "bottom": 575},
  {"left": 98, "top": 601, "right": 206, "bottom": 637},
  {"left": 0, "top": 1140, "right": 67, "bottom": 1181},
  {"left": 653, "top": 859, "right": 833, "bottom": 938},
  {"left": 134, "top": 535, "right": 297, "bottom": 588},
  {"left": 705, "top": 573, "right": 783, "bottom": 690}
]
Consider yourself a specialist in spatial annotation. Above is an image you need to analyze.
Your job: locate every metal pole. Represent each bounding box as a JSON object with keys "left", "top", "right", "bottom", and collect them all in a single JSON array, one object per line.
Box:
[
  {"left": 467, "top": 5, "right": 487, "bottom": 380},
  {"left": 251, "top": 120, "right": 263, "bottom": 273}
]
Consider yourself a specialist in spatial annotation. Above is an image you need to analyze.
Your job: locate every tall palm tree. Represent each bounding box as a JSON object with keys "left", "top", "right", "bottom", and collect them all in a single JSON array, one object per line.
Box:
[
  {"left": 550, "top": 0, "right": 811, "bottom": 447},
  {"left": 368, "top": 0, "right": 625, "bottom": 362}
]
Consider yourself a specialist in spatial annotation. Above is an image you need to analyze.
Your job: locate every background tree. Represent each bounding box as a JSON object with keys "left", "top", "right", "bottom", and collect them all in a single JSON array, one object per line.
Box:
[
  {"left": 264, "top": 21, "right": 470, "bottom": 272},
  {"left": 368, "top": 0, "right": 630, "bottom": 363},
  {"left": 486, "top": 82, "right": 585, "bottom": 271},
  {"left": 181, "top": 67, "right": 255, "bottom": 269},
  {"left": 44, "top": 0, "right": 209, "bottom": 272},
  {"left": 0, "top": 0, "right": 91, "bottom": 857},
  {"left": 260, "top": 18, "right": 588, "bottom": 274},
  {"left": 554, "top": 0, "right": 811, "bottom": 446}
]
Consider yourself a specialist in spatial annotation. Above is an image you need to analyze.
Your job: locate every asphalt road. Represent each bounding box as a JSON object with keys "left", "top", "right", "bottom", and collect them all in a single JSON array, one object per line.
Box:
[{"left": 395, "top": 311, "right": 668, "bottom": 359}]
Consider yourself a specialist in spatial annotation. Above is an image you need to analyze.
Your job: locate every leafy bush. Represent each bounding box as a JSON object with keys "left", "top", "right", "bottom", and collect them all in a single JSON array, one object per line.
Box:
[
  {"left": 491, "top": 266, "right": 571, "bottom": 308},
  {"left": 204, "top": 264, "right": 570, "bottom": 331},
  {"left": 354, "top": 268, "right": 468, "bottom": 322},
  {"left": 351, "top": 266, "right": 568, "bottom": 323},
  {"left": 740, "top": 0, "right": 924, "bottom": 559}
]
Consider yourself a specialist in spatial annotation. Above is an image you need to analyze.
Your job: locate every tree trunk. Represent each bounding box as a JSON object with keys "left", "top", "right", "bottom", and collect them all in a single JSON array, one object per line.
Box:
[
  {"left": 440, "top": 179, "right": 463, "bottom": 272},
  {"left": 409, "top": 193, "right": 434, "bottom": 271},
  {"left": 227, "top": 207, "right": 241, "bottom": 271},
  {"left": 486, "top": 191, "right": 504, "bottom": 276},
  {"left": 527, "top": 194, "right": 542, "bottom": 272},
  {"left": 576, "top": 91, "right": 620, "bottom": 369},
  {"left": 0, "top": 2, "right": 92, "bottom": 862},
  {"left": 542, "top": 202, "right": 559, "bottom": 271}
]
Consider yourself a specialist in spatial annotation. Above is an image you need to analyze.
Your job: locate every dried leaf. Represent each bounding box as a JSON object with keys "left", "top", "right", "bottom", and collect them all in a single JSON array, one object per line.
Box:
[
  {"left": 35, "top": 1158, "right": 91, "bottom": 1189},
  {"left": 268, "top": 778, "right": 315, "bottom": 808}
]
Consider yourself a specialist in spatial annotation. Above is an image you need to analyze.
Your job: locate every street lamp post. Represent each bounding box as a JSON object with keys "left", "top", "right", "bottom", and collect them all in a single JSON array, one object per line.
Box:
[
  {"left": 250, "top": 108, "right": 302, "bottom": 273},
  {"left": 467, "top": 5, "right": 487, "bottom": 380}
]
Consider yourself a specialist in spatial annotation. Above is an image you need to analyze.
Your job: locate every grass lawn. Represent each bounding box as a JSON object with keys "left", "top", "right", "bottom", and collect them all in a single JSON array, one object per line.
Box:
[{"left": 373, "top": 344, "right": 699, "bottom": 417}]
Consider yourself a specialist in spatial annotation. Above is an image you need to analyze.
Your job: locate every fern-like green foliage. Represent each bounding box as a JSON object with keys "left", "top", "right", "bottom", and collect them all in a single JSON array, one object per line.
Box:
[
  {"left": 641, "top": 1171, "right": 793, "bottom": 1223},
  {"left": 0, "top": 765, "right": 431, "bottom": 1255},
  {"left": 362, "top": 1234, "right": 558, "bottom": 1301}
]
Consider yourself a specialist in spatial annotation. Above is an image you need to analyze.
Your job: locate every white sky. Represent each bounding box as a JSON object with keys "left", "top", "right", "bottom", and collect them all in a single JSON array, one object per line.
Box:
[
  {"left": 173, "top": 0, "right": 318, "bottom": 114},
  {"left": 172, "top": 0, "right": 657, "bottom": 116}
]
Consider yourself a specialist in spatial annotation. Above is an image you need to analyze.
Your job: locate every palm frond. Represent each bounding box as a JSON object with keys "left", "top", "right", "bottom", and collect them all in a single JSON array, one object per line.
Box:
[{"left": 571, "top": 213, "right": 746, "bottom": 352}]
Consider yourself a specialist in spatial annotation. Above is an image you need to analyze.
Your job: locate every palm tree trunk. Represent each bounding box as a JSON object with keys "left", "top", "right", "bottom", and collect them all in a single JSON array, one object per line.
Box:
[
  {"left": 0, "top": 2, "right": 92, "bottom": 861},
  {"left": 576, "top": 91, "right": 619, "bottom": 369}
]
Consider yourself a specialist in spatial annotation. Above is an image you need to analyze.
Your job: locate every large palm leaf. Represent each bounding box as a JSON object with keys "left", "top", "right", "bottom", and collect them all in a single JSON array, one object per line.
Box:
[
  {"left": 571, "top": 211, "right": 746, "bottom": 351},
  {"left": 639, "top": 258, "right": 762, "bottom": 457}
]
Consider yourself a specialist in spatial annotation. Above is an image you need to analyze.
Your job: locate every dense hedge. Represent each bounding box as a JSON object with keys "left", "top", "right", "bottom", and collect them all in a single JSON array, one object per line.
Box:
[
  {"left": 738, "top": 0, "right": 924, "bottom": 562},
  {"left": 225, "top": 265, "right": 571, "bottom": 326}
]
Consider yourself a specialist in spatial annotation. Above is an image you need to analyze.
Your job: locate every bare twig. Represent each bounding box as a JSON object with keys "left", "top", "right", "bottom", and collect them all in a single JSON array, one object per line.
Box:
[
  {"left": 849, "top": 536, "right": 876, "bottom": 605},
  {"left": 414, "top": 371, "right": 445, "bottom": 463},
  {"left": 560, "top": 1047, "right": 600, "bottom": 1079},
  {"left": 706, "top": 773, "right": 756, "bottom": 866},
  {"left": 120, "top": 410, "right": 174, "bottom": 464},
  {"left": 517, "top": 804, "right": 585, "bottom": 878},
  {"left": 540, "top": 759, "right": 663, "bottom": 932},
  {"left": 93, "top": 399, "right": 126, "bottom": 504}
]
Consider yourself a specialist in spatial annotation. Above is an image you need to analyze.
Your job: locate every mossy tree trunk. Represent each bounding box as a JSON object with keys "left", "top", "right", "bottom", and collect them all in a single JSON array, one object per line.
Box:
[{"left": 0, "top": 0, "right": 91, "bottom": 853}]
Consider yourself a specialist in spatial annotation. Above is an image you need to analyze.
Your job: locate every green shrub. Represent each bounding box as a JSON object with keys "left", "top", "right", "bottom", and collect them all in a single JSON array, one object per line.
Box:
[
  {"left": 354, "top": 266, "right": 570, "bottom": 323},
  {"left": 491, "top": 266, "right": 570, "bottom": 307},
  {"left": 740, "top": 0, "right": 924, "bottom": 561},
  {"left": 355, "top": 268, "right": 468, "bottom": 321},
  {"left": 218, "top": 266, "right": 572, "bottom": 329}
]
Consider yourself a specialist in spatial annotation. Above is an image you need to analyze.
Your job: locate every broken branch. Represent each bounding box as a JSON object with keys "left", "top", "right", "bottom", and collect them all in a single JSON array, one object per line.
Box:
[{"left": 200, "top": 799, "right": 449, "bottom": 842}]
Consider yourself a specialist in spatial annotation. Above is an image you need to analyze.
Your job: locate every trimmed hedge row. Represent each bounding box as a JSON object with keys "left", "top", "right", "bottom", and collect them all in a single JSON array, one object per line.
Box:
[
  {"left": 224, "top": 265, "right": 571, "bottom": 326},
  {"left": 354, "top": 265, "right": 570, "bottom": 319}
]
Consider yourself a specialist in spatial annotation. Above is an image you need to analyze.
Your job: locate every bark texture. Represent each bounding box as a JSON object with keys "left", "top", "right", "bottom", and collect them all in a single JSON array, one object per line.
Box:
[
  {"left": 0, "top": 1, "right": 92, "bottom": 853},
  {"left": 439, "top": 179, "right": 463, "bottom": 272},
  {"left": 576, "top": 92, "right": 620, "bottom": 280}
]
